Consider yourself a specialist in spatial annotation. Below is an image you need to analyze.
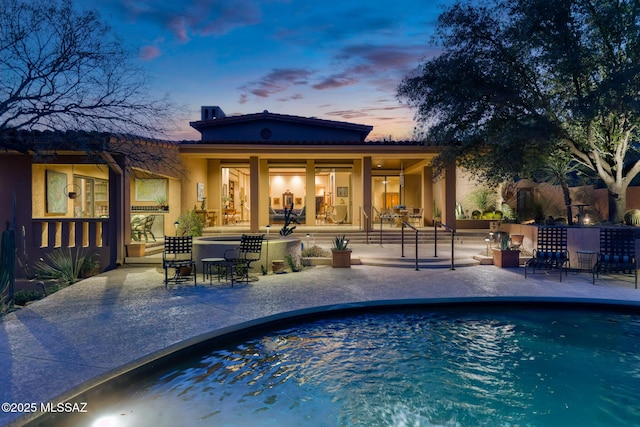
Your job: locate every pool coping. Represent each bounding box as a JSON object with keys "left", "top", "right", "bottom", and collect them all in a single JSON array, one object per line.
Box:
[{"left": 20, "top": 295, "right": 640, "bottom": 427}]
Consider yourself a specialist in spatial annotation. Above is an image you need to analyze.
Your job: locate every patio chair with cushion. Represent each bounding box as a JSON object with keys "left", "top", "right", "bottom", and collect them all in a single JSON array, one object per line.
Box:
[
  {"left": 593, "top": 228, "right": 637, "bottom": 288},
  {"left": 130, "top": 214, "right": 146, "bottom": 241},
  {"left": 224, "top": 234, "right": 265, "bottom": 285},
  {"left": 132, "top": 215, "right": 156, "bottom": 242},
  {"left": 331, "top": 205, "right": 348, "bottom": 224},
  {"left": 409, "top": 208, "right": 423, "bottom": 226},
  {"left": 524, "top": 227, "right": 569, "bottom": 281},
  {"left": 163, "top": 236, "right": 197, "bottom": 287},
  {"left": 378, "top": 209, "right": 393, "bottom": 225}
]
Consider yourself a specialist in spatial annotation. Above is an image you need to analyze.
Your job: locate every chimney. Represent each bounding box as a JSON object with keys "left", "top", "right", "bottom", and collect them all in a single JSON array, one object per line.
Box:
[{"left": 201, "top": 106, "right": 226, "bottom": 121}]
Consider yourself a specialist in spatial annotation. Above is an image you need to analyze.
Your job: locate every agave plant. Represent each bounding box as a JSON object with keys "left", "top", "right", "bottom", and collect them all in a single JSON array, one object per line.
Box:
[
  {"left": 332, "top": 235, "right": 349, "bottom": 251},
  {"left": 34, "top": 247, "right": 90, "bottom": 286}
]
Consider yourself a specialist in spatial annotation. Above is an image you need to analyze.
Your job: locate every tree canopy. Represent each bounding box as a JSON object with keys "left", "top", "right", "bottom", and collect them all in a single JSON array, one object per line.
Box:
[
  {"left": 0, "top": 0, "right": 180, "bottom": 165},
  {"left": 398, "top": 0, "right": 640, "bottom": 222}
]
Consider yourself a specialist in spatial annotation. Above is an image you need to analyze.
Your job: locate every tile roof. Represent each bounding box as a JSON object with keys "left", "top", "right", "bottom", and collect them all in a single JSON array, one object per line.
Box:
[{"left": 189, "top": 110, "right": 373, "bottom": 136}]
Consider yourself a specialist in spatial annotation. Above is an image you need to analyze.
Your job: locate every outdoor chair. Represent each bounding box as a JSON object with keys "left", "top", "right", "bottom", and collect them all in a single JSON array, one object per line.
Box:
[
  {"left": 409, "top": 208, "right": 423, "bottom": 226},
  {"left": 378, "top": 209, "right": 393, "bottom": 225},
  {"left": 130, "top": 214, "right": 146, "bottom": 241},
  {"left": 163, "top": 236, "right": 196, "bottom": 287},
  {"left": 332, "top": 205, "right": 348, "bottom": 224},
  {"left": 132, "top": 215, "right": 156, "bottom": 242},
  {"left": 224, "top": 234, "right": 264, "bottom": 284},
  {"left": 324, "top": 205, "right": 335, "bottom": 223},
  {"left": 593, "top": 228, "right": 637, "bottom": 288},
  {"left": 524, "top": 227, "right": 569, "bottom": 281}
]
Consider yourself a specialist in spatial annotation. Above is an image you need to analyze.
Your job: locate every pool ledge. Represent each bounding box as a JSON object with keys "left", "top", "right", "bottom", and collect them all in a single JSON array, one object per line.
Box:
[{"left": 21, "top": 295, "right": 640, "bottom": 427}]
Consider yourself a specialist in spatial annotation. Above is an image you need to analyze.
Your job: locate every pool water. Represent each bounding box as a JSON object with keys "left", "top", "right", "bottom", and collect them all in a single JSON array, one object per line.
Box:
[{"left": 85, "top": 307, "right": 640, "bottom": 426}]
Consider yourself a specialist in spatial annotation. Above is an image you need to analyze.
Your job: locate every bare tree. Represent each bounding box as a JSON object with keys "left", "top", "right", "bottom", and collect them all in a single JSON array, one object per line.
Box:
[{"left": 0, "top": 0, "right": 181, "bottom": 160}]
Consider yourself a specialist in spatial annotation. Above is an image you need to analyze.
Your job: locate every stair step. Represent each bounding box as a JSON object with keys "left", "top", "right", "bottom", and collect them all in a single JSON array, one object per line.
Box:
[{"left": 360, "top": 257, "right": 480, "bottom": 268}]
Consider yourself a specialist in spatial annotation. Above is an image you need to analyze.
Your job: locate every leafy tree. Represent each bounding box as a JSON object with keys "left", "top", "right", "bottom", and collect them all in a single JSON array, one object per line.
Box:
[
  {"left": 398, "top": 0, "right": 640, "bottom": 222},
  {"left": 0, "top": 0, "right": 181, "bottom": 168}
]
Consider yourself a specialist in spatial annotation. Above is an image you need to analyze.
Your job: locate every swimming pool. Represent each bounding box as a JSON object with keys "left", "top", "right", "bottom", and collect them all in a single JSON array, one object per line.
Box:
[{"left": 40, "top": 305, "right": 640, "bottom": 426}]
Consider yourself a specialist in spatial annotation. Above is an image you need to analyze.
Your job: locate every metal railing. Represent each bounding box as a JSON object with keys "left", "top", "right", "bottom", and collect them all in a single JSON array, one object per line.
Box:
[
  {"left": 401, "top": 221, "right": 419, "bottom": 271},
  {"left": 372, "top": 206, "right": 384, "bottom": 245},
  {"left": 434, "top": 221, "right": 456, "bottom": 270},
  {"left": 360, "top": 207, "right": 370, "bottom": 244}
]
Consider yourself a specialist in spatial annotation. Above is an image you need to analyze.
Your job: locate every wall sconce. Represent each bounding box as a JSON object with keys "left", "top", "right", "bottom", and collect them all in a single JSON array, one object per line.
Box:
[{"left": 65, "top": 184, "right": 81, "bottom": 199}]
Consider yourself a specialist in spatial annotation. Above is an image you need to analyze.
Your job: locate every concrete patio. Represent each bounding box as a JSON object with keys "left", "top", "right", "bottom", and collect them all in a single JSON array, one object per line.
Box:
[{"left": 1, "top": 240, "right": 639, "bottom": 426}]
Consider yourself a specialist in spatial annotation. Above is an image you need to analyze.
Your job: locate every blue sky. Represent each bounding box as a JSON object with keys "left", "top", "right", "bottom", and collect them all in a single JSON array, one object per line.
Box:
[{"left": 87, "top": 0, "right": 454, "bottom": 141}]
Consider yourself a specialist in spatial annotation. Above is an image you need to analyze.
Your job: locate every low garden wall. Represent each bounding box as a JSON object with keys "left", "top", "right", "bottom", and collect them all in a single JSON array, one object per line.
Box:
[
  {"left": 500, "top": 224, "right": 640, "bottom": 270},
  {"left": 193, "top": 235, "right": 301, "bottom": 273}
]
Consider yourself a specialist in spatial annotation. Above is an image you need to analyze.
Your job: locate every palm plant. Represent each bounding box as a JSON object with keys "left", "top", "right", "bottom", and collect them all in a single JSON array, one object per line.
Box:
[{"left": 531, "top": 151, "right": 578, "bottom": 225}]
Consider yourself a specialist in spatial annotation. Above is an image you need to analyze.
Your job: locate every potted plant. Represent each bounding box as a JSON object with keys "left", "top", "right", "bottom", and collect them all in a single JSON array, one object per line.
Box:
[
  {"left": 156, "top": 196, "right": 167, "bottom": 211},
  {"left": 492, "top": 232, "right": 520, "bottom": 268},
  {"left": 331, "top": 234, "right": 351, "bottom": 268}
]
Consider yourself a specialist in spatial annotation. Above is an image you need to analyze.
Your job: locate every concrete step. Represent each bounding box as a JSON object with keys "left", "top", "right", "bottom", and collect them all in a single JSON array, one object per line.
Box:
[
  {"left": 359, "top": 256, "right": 480, "bottom": 269},
  {"left": 304, "top": 230, "right": 488, "bottom": 246}
]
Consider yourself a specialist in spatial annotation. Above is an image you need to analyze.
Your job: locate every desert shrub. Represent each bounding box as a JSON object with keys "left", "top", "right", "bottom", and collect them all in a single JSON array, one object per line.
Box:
[
  {"left": 34, "top": 248, "right": 90, "bottom": 287},
  {"left": 177, "top": 210, "right": 204, "bottom": 236},
  {"left": 301, "top": 245, "right": 330, "bottom": 257},
  {"left": 14, "top": 290, "right": 42, "bottom": 306}
]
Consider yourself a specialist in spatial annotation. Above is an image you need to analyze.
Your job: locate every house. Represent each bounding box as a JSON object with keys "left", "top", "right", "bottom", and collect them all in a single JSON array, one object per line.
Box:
[
  {"left": 0, "top": 130, "right": 182, "bottom": 275},
  {"left": 0, "top": 108, "right": 460, "bottom": 277},
  {"left": 180, "top": 106, "right": 455, "bottom": 232}
]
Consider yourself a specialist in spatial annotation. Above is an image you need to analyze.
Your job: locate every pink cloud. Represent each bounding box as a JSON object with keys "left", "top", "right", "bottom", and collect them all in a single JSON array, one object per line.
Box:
[
  {"left": 312, "top": 75, "right": 359, "bottom": 90},
  {"left": 239, "top": 68, "right": 314, "bottom": 98},
  {"left": 140, "top": 45, "right": 161, "bottom": 60}
]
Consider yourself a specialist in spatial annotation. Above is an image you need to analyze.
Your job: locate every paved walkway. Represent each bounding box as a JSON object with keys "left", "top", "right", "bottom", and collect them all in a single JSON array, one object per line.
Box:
[{"left": 1, "top": 242, "right": 640, "bottom": 426}]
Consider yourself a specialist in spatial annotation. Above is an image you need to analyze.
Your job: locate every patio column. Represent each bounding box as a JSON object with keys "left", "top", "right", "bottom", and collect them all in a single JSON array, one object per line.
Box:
[
  {"left": 443, "top": 161, "right": 457, "bottom": 227},
  {"left": 422, "top": 166, "right": 433, "bottom": 226},
  {"left": 258, "top": 158, "right": 269, "bottom": 229},
  {"left": 250, "top": 156, "right": 259, "bottom": 232},
  {"left": 305, "top": 160, "right": 315, "bottom": 226},
  {"left": 362, "top": 157, "right": 372, "bottom": 231},
  {"left": 208, "top": 159, "right": 221, "bottom": 226}
]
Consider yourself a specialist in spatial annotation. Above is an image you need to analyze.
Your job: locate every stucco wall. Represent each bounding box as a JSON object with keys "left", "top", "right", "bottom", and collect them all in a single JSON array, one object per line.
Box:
[
  {"left": 502, "top": 223, "right": 639, "bottom": 270},
  {"left": 31, "top": 164, "right": 108, "bottom": 218},
  {"left": 0, "top": 155, "right": 32, "bottom": 231}
]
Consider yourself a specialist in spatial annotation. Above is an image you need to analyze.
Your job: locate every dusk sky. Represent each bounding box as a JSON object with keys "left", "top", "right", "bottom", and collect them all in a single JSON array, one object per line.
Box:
[{"left": 85, "top": 0, "right": 455, "bottom": 141}]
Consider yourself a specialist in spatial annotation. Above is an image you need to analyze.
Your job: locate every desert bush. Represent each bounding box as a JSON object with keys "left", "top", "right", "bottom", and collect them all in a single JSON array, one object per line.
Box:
[
  {"left": 301, "top": 245, "right": 330, "bottom": 257},
  {"left": 14, "top": 289, "right": 42, "bottom": 306},
  {"left": 34, "top": 248, "right": 90, "bottom": 287},
  {"left": 177, "top": 210, "right": 204, "bottom": 236}
]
